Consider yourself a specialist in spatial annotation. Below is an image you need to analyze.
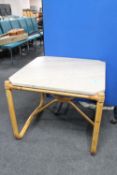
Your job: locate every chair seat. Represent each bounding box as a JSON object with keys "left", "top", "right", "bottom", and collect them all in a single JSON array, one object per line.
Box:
[
  {"left": 27, "top": 33, "right": 41, "bottom": 41},
  {"left": 9, "top": 56, "right": 106, "bottom": 96},
  {"left": 0, "top": 40, "right": 26, "bottom": 49}
]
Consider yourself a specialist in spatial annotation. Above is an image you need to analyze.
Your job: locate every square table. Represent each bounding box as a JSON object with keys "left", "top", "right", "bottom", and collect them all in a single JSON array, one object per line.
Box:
[{"left": 5, "top": 56, "right": 106, "bottom": 154}]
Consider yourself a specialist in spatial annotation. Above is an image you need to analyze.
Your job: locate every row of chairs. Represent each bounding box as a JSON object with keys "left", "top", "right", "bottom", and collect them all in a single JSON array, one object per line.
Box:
[{"left": 0, "top": 17, "right": 42, "bottom": 63}]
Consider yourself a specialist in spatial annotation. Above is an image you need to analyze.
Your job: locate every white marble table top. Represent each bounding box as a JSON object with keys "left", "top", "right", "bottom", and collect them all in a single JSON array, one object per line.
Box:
[{"left": 9, "top": 56, "right": 106, "bottom": 95}]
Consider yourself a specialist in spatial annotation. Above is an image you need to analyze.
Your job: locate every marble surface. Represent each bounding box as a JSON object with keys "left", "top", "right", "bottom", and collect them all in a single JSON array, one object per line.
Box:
[{"left": 9, "top": 56, "right": 106, "bottom": 95}]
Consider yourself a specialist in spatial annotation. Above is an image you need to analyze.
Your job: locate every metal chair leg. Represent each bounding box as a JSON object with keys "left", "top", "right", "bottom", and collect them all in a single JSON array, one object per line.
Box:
[
  {"left": 114, "top": 107, "right": 117, "bottom": 120},
  {"left": 27, "top": 42, "right": 30, "bottom": 52},
  {"left": 19, "top": 46, "right": 22, "bottom": 56},
  {"left": 34, "top": 40, "right": 36, "bottom": 49},
  {"left": 9, "top": 49, "right": 13, "bottom": 64},
  {"left": 54, "top": 102, "right": 64, "bottom": 115},
  {"left": 110, "top": 106, "right": 117, "bottom": 124},
  {"left": 50, "top": 102, "right": 70, "bottom": 115}
]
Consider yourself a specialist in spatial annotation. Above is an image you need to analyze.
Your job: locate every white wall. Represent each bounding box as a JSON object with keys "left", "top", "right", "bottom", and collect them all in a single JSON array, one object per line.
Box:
[
  {"left": 0, "top": 0, "right": 30, "bottom": 16},
  {"left": 30, "top": 0, "right": 42, "bottom": 11}
]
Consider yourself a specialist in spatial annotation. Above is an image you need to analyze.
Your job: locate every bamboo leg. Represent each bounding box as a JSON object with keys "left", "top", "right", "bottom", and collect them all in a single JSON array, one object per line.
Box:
[
  {"left": 9, "top": 48, "right": 13, "bottom": 64},
  {"left": 5, "top": 88, "right": 20, "bottom": 139},
  {"left": 90, "top": 100, "right": 104, "bottom": 154},
  {"left": 5, "top": 87, "right": 58, "bottom": 139},
  {"left": 5, "top": 80, "right": 105, "bottom": 153}
]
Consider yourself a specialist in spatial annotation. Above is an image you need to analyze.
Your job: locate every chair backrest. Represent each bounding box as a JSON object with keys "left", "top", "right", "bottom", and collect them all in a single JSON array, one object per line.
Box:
[
  {"left": 24, "top": 18, "right": 34, "bottom": 34},
  {"left": 0, "top": 20, "right": 12, "bottom": 33},
  {"left": 31, "top": 17, "right": 38, "bottom": 32},
  {"left": 17, "top": 18, "right": 28, "bottom": 33},
  {"left": 10, "top": 19, "right": 21, "bottom": 29}
]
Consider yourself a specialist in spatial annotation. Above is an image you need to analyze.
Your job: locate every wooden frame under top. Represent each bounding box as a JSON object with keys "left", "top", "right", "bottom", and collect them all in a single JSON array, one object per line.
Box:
[{"left": 5, "top": 80, "right": 105, "bottom": 155}]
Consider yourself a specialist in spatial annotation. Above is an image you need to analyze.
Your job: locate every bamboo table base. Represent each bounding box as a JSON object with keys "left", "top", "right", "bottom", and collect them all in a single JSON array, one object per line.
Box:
[{"left": 5, "top": 80, "right": 105, "bottom": 155}]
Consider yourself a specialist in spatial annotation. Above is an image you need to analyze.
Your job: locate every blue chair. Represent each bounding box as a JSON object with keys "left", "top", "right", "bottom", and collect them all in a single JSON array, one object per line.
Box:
[
  {"left": 31, "top": 17, "right": 43, "bottom": 37},
  {"left": 31, "top": 17, "right": 39, "bottom": 33},
  {"left": 10, "top": 19, "right": 36, "bottom": 52},
  {"left": 24, "top": 18, "right": 34, "bottom": 34},
  {"left": 0, "top": 20, "right": 12, "bottom": 33},
  {"left": 0, "top": 20, "right": 28, "bottom": 64},
  {"left": 25, "top": 17, "right": 41, "bottom": 42},
  {"left": 10, "top": 19, "right": 21, "bottom": 29},
  {"left": 18, "top": 18, "right": 41, "bottom": 49},
  {"left": 17, "top": 18, "right": 28, "bottom": 33},
  {"left": 18, "top": 18, "right": 40, "bottom": 39},
  {"left": 0, "top": 26, "right": 3, "bottom": 35},
  {"left": 0, "top": 40, "right": 28, "bottom": 64},
  {"left": 0, "top": 18, "right": 41, "bottom": 63}
]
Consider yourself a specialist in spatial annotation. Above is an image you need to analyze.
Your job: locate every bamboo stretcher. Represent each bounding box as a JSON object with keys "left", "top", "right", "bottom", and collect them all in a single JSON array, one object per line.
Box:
[{"left": 4, "top": 56, "right": 105, "bottom": 154}]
